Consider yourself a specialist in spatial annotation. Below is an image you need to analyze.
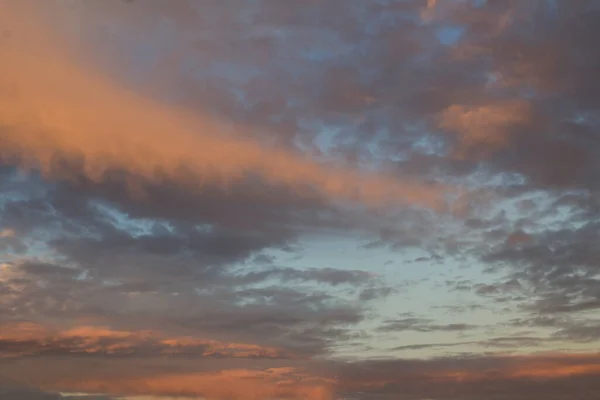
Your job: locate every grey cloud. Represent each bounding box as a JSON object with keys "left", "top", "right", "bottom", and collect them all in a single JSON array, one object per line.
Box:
[
  {"left": 378, "top": 316, "right": 478, "bottom": 333},
  {"left": 335, "top": 353, "right": 600, "bottom": 400},
  {"left": 236, "top": 267, "right": 377, "bottom": 287},
  {"left": 479, "top": 221, "right": 600, "bottom": 318},
  {"left": 508, "top": 315, "right": 569, "bottom": 329},
  {"left": 0, "top": 380, "right": 115, "bottom": 400},
  {"left": 0, "top": 376, "right": 63, "bottom": 400},
  {"left": 431, "top": 304, "right": 488, "bottom": 314},
  {"left": 552, "top": 319, "right": 600, "bottom": 343},
  {"left": 390, "top": 336, "right": 546, "bottom": 352},
  {"left": 0, "top": 170, "right": 391, "bottom": 357}
]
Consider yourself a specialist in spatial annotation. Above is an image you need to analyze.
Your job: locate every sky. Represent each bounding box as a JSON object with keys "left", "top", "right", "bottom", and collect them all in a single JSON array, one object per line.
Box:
[{"left": 1, "top": 0, "right": 600, "bottom": 399}]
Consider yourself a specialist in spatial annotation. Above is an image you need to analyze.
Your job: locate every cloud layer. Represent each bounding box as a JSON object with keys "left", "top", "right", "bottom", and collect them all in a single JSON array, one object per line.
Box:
[{"left": 2, "top": 0, "right": 600, "bottom": 399}]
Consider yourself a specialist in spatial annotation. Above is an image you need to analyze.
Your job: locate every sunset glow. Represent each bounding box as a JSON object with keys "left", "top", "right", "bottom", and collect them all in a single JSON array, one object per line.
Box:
[{"left": 1, "top": 1, "right": 600, "bottom": 399}]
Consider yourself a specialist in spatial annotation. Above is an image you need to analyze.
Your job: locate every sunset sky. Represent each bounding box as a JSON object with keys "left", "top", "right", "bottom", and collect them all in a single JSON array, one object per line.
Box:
[{"left": 1, "top": 0, "right": 600, "bottom": 399}]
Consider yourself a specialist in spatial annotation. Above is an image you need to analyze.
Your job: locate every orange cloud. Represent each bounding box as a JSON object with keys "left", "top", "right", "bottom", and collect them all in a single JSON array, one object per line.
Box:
[
  {"left": 40, "top": 353, "right": 600, "bottom": 399},
  {"left": 336, "top": 352, "right": 600, "bottom": 396},
  {"left": 0, "top": 322, "right": 289, "bottom": 359},
  {"left": 4, "top": 350, "right": 600, "bottom": 399},
  {"left": 438, "top": 100, "right": 532, "bottom": 159},
  {"left": 429, "top": 356, "right": 600, "bottom": 384},
  {"left": 420, "top": 0, "right": 438, "bottom": 22},
  {"left": 507, "top": 354, "right": 600, "bottom": 380},
  {"left": 0, "top": 228, "right": 15, "bottom": 238},
  {"left": 425, "top": 361, "right": 600, "bottom": 383},
  {"left": 48, "top": 368, "right": 334, "bottom": 400},
  {"left": 0, "top": 1, "right": 448, "bottom": 211}
]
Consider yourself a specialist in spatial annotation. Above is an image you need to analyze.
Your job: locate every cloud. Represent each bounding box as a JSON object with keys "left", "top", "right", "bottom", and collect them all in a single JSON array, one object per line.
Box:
[
  {"left": 0, "top": 322, "right": 291, "bottom": 359},
  {"left": 0, "top": 229, "right": 15, "bottom": 238},
  {"left": 0, "top": 168, "right": 390, "bottom": 359},
  {"left": 5, "top": 352, "right": 600, "bottom": 400},
  {"left": 0, "top": 1, "right": 448, "bottom": 212},
  {"left": 0, "top": 253, "right": 377, "bottom": 357},
  {"left": 378, "top": 315, "right": 478, "bottom": 333},
  {"left": 1, "top": 1, "right": 600, "bottom": 399},
  {"left": 0, "top": 375, "right": 63, "bottom": 400},
  {"left": 420, "top": 0, "right": 438, "bottom": 22},
  {"left": 0, "top": 192, "right": 395, "bottom": 363},
  {"left": 30, "top": 366, "right": 334, "bottom": 400},
  {"left": 437, "top": 100, "right": 533, "bottom": 159},
  {"left": 390, "top": 336, "right": 547, "bottom": 352},
  {"left": 478, "top": 220, "right": 600, "bottom": 318},
  {"left": 335, "top": 353, "right": 600, "bottom": 399}
]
